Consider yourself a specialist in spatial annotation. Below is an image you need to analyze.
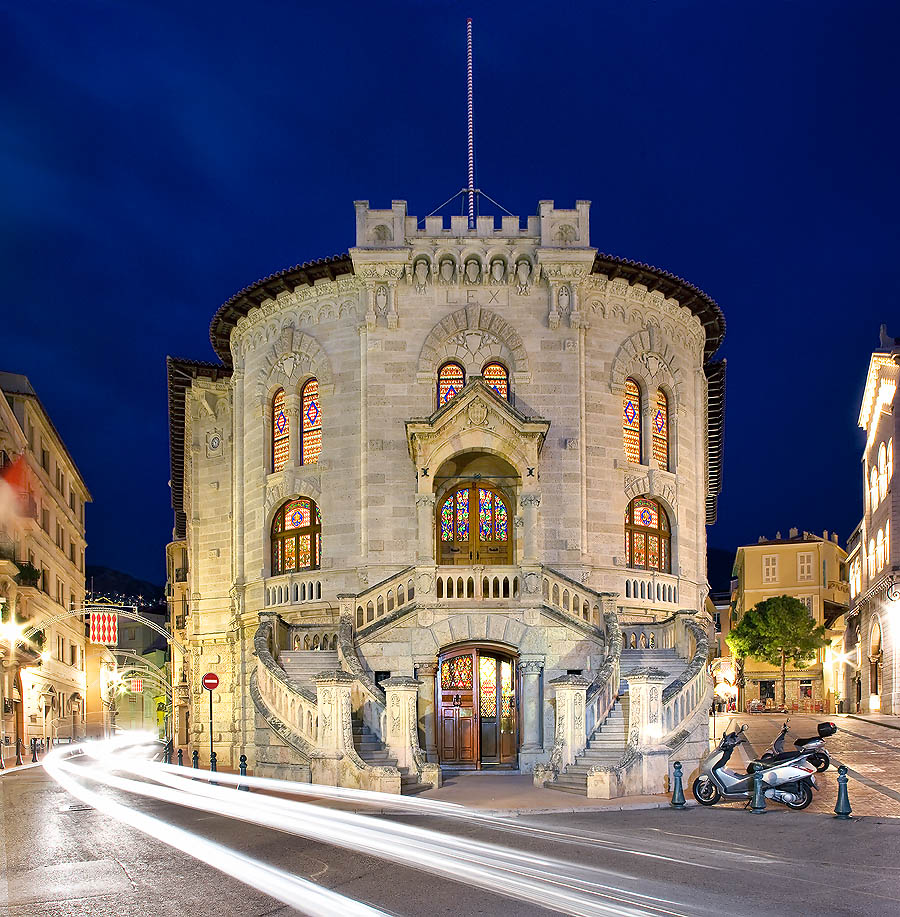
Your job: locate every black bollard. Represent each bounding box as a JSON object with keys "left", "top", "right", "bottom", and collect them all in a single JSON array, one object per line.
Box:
[
  {"left": 750, "top": 763, "right": 767, "bottom": 814},
  {"left": 210, "top": 751, "right": 217, "bottom": 772},
  {"left": 238, "top": 754, "right": 249, "bottom": 791},
  {"left": 15, "top": 739, "right": 24, "bottom": 766},
  {"left": 834, "top": 764, "right": 853, "bottom": 819},
  {"left": 670, "top": 761, "right": 686, "bottom": 809},
  {"left": 177, "top": 748, "right": 184, "bottom": 767},
  {"left": 192, "top": 749, "right": 199, "bottom": 769},
  {"left": 0, "top": 742, "right": 5, "bottom": 770},
  {"left": 30, "top": 738, "right": 37, "bottom": 763}
]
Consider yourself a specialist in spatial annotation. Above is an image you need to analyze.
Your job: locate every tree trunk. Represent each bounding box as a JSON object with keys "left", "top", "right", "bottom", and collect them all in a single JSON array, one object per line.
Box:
[{"left": 780, "top": 649, "right": 787, "bottom": 709}]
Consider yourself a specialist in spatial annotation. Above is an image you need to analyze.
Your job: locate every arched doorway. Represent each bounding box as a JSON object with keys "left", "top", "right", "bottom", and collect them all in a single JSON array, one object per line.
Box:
[
  {"left": 437, "top": 644, "right": 518, "bottom": 768},
  {"left": 869, "top": 618, "right": 883, "bottom": 706},
  {"left": 437, "top": 484, "right": 512, "bottom": 565}
]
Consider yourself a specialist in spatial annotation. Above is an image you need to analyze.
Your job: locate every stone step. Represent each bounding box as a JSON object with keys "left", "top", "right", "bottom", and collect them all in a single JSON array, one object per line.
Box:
[{"left": 545, "top": 782, "right": 588, "bottom": 796}]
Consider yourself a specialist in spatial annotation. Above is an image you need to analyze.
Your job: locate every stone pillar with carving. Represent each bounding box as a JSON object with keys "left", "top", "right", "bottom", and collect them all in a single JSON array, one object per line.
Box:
[
  {"left": 310, "top": 670, "right": 356, "bottom": 785},
  {"left": 621, "top": 668, "right": 670, "bottom": 795},
  {"left": 520, "top": 492, "right": 541, "bottom": 565},
  {"left": 548, "top": 674, "right": 589, "bottom": 770},
  {"left": 381, "top": 677, "right": 421, "bottom": 771},
  {"left": 519, "top": 657, "right": 545, "bottom": 761},
  {"left": 414, "top": 661, "right": 439, "bottom": 761},
  {"left": 415, "top": 492, "right": 436, "bottom": 563}
]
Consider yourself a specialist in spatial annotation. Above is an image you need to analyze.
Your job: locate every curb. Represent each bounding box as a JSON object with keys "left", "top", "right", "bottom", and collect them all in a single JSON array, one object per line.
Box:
[{"left": 847, "top": 714, "right": 900, "bottom": 733}]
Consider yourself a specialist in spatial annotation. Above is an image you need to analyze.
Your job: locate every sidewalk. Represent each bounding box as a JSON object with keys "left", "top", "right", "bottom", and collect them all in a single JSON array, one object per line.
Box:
[{"left": 847, "top": 712, "right": 900, "bottom": 731}]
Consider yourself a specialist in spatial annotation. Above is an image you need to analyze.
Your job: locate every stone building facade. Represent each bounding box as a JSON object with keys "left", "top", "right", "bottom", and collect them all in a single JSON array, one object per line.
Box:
[
  {"left": 167, "top": 198, "right": 724, "bottom": 796},
  {"left": 845, "top": 327, "right": 898, "bottom": 715}
]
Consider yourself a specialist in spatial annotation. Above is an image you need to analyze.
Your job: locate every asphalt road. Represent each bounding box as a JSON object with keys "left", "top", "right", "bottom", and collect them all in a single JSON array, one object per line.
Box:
[{"left": 2, "top": 738, "right": 899, "bottom": 917}]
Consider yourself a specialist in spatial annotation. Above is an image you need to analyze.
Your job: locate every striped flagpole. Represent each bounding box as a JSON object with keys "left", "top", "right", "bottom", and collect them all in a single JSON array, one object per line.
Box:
[{"left": 467, "top": 17, "right": 475, "bottom": 229}]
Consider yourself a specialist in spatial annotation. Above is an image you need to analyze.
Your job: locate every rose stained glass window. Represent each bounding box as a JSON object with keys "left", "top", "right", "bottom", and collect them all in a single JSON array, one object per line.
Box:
[
  {"left": 479, "top": 656, "right": 497, "bottom": 718},
  {"left": 438, "top": 362, "right": 465, "bottom": 407},
  {"left": 271, "top": 497, "right": 321, "bottom": 574},
  {"left": 441, "top": 655, "right": 473, "bottom": 690},
  {"left": 301, "top": 378, "right": 321, "bottom": 465},
  {"left": 624, "top": 496, "right": 670, "bottom": 573},
  {"left": 653, "top": 389, "right": 669, "bottom": 471},
  {"left": 623, "top": 378, "right": 642, "bottom": 464},
  {"left": 482, "top": 362, "right": 509, "bottom": 400},
  {"left": 272, "top": 388, "right": 289, "bottom": 472}
]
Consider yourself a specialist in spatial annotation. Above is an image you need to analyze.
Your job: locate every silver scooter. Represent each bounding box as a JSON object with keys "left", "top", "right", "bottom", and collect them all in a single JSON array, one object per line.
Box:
[
  {"left": 746, "top": 719, "right": 835, "bottom": 774},
  {"left": 693, "top": 724, "right": 818, "bottom": 810}
]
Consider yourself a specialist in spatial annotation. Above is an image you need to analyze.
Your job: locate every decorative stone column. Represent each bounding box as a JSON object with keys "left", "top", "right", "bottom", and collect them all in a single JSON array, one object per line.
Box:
[
  {"left": 415, "top": 492, "right": 436, "bottom": 563},
  {"left": 381, "top": 677, "right": 420, "bottom": 771},
  {"left": 548, "top": 674, "right": 590, "bottom": 769},
  {"left": 620, "top": 668, "right": 671, "bottom": 795},
  {"left": 519, "top": 658, "right": 544, "bottom": 752},
  {"left": 414, "top": 662, "right": 439, "bottom": 761},
  {"left": 311, "top": 670, "right": 356, "bottom": 786},
  {"left": 520, "top": 492, "right": 541, "bottom": 565},
  {"left": 284, "top": 394, "right": 300, "bottom": 465}
]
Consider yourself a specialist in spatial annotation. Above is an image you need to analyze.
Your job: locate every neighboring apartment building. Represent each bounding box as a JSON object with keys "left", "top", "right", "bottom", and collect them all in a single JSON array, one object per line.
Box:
[
  {"left": 165, "top": 539, "right": 189, "bottom": 748},
  {"left": 732, "top": 530, "right": 849, "bottom": 713},
  {"left": 845, "top": 327, "right": 898, "bottom": 714},
  {"left": 0, "top": 372, "right": 104, "bottom": 751}
]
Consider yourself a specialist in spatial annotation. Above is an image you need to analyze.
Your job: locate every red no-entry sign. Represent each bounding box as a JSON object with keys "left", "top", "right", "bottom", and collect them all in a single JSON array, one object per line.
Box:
[{"left": 201, "top": 672, "right": 219, "bottom": 691}]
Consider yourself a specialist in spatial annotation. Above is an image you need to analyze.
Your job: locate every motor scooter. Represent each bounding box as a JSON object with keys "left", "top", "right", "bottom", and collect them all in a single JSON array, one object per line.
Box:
[
  {"left": 746, "top": 719, "right": 835, "bottom": 774},
  {"left": 693, "top": 724, "right": 818, "bottom": 810}
]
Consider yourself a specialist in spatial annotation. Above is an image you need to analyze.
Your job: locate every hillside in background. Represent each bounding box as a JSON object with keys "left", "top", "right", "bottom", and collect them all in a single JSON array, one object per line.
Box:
[{"left": 86, "top": 565, "right": 164, "bottom": 606}]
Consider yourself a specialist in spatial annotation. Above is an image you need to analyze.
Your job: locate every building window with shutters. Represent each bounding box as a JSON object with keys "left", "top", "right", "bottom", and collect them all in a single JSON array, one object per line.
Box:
[
  {"left": 797, "top": 552, "right": 813, "bottom": 582},
  {"left": 762, "top": 554, "right": 778, "bottom": 584}
]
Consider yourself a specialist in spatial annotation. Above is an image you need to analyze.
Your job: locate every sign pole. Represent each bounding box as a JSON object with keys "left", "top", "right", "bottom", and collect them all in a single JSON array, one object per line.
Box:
[{"left": 200, "top": 672, "right": 218, "bottom": 765}]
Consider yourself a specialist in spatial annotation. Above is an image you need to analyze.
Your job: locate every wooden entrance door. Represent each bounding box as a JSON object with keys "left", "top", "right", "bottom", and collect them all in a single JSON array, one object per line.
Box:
[
  {"left": 437, "top": 484, "right": 512, "bottom": 566},
  {"left": 438, "top": 648, "right": 518, "bottom": 768}
]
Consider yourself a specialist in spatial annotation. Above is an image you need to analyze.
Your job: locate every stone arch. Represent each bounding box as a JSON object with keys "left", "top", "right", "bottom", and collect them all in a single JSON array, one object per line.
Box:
[
  {"left": 256, "top": 329, "right": 333, "bottom": 403},
  {"left": 609, "top": 327, "right": 684, "bottom": 400},
  {"left": 418, "top": 306, "right": 530, "bottom": 380}
]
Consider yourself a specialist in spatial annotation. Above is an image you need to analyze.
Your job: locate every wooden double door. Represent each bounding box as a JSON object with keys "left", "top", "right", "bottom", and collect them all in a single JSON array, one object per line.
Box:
[
  {"left": 437, "top": 484, "right": 513, "bottom": 565},
  {"left": 438, "top": 647, "right": 517, "bottom": 767}
]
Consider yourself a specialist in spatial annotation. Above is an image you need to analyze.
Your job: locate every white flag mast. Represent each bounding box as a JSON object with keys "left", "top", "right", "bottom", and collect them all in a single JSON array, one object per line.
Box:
[{"left": 466, "top": 17, "right": 475, "bottom": 229}]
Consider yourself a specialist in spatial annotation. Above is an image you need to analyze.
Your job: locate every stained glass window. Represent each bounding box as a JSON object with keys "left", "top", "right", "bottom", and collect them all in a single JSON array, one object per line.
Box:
[
  {"left": 476, "top": 488, "right": 509, "bottom": 542},
  {"left": 479, "top": 656, "right": 497, "bottom": 718},
  {"left": 301, "top": 378, "right": 321, "bottom": 465},
  {"left": 441, "top": 655, "right": 473, "bottom": 690},
  {"left": 624, "top": 496, "right": 670, "bottom": 573},
  {"left": 653, "top": 389, "right": 669, "bottom": 471},
  {"left": 482, "top": 362, "right": 509, "bottom": 400},
  {"left": 440, "top": 499, "right": 454, "bottom": 541},
  {"left": 438, "top": 362, "right": 465, "bottom": 407},
  {"left": 500, "top": 660, "right": 514, "bottom": 718},
  {"left": 623, "top": 378, "right": 642, "bottom": 464},
  {"left": 272, "top": 388, "right": 289, "bottom": 472},
  {"left": 271, "top": 497, "right": 321, "bottom": 574},
  {"left": 455, "top": 490, "right": 470, "bottom": 540}
]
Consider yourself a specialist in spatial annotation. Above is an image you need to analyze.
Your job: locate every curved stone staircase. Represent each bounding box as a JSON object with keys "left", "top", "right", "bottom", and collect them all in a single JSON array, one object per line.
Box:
[
  {"left": 351, "top": 714, "right": 433, "bottom": 795},
  {"left": 277, "top": 650, "right": 340, "bottom": 689},
  {"left": 548, "top": 646, "right": 688, "bottom": 796}
]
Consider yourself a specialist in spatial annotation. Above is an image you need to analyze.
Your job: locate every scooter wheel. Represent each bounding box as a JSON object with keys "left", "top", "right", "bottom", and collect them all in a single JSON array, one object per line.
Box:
[
  {"left": 809, "top": 753, "right": 829, "bottom": 773},
  {"left": 692, "top": 777, "right": 721, "bottom": 806},
  {"left": 783, "top": 782, "right": 813, "bottom": 810}
]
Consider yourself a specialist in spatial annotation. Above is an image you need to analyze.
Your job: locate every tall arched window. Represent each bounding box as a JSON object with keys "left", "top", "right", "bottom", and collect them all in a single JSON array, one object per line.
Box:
[
  {"left": 876, "top": 528, "right": 885, "bottom": 571},
  {"left": 870, "top": 466, "right": 880, "bottom": 511},
  {"left": 482, "top": 362, "right": 509, "bottom": 401},
  {"left": 272, "top": 388, "right": 289, "bottom": 472},
  {"left": 878, "top": 442, "right": 888, "bottom": 501},
  {"left": 624, "top": 496, "right": 670, "bottom": 573},
  {"left": 623, "top": 378, "right": 642, "bottom": 464},
  {"left": 300, "top": 378, "right": 321, "bottom": 465},
  {"left": 888, "top": 439, "right": 894, "bottom": 482},
  {"left": 438, "top": 362, "right": 465, "bottom": 407},
  {"left": 868, "top": 538, "right": 876, "bottom": 581},
  {"left": 652, "top": 389, "right": 669, "bottom": 471},
  {"left": 271, "top": 498, "right": 321, "bottom": 574}
]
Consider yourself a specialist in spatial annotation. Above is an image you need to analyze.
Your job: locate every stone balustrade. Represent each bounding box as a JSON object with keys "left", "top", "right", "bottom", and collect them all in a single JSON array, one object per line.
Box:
[
  {"left": 353, "top": 566, "right": 417, "bottom": 630},
  {"left": 264, "top": 572, "right": 325, "bottom": 608},
  {"left": 436, "top": 566, "right": 520, "bottom": 601},
  {"left": 620, "top": 570, "right": 680, "bottom": 608},
  {"left": 254, "top": 616, "right": 319, "bottom": 747},
  {"left": 660, "top": 614, "right": 712, "bottom": 739}
]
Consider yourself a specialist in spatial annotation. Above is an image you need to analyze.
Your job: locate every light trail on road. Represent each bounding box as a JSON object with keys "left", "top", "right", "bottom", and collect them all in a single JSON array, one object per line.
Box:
[{"left": 42, "top": 735, "right": 714, "bottom": 917}]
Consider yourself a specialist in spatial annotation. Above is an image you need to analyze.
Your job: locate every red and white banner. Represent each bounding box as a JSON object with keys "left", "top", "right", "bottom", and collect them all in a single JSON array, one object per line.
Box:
[
  {"left": 130, "top": 678, "right": 143, "bottom": 693},
  {"left": 89, "top": 611, "right": 118, "bottom": 645}
]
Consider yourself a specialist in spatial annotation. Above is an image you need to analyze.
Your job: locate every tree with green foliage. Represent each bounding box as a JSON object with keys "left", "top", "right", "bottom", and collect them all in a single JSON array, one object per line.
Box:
[{"left": 726, "top": 595, "right": 829, "bottom": 709}]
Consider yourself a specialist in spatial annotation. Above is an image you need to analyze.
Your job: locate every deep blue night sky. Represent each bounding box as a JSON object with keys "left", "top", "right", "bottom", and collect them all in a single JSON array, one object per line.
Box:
[{"left": 3, "top": 1, "right": 898, "bottom": 586}]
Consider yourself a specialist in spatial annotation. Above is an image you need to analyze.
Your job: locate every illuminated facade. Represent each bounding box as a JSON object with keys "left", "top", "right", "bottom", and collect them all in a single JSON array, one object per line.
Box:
[
  {"left": 732, "top": 532, "right": 848, "bottom": 714},
  {"left": 0, "top": 372, "right": 98, "bottom": 760},
  {"left": 844, "top": 327, "right": 899, "bottom": 714},
  {"left": 166, "top": 198, "right": 725, "bottom": 796}
]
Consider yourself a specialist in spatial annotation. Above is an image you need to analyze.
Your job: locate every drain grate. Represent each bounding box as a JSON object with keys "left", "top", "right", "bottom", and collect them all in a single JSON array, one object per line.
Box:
[{"left": 59, "top": 803, "right": 93, "bottom": 813}]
